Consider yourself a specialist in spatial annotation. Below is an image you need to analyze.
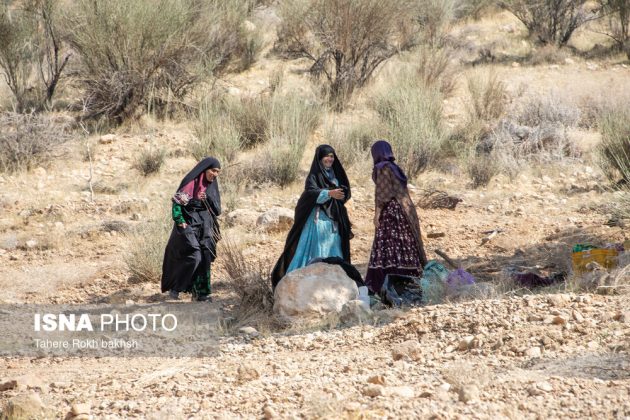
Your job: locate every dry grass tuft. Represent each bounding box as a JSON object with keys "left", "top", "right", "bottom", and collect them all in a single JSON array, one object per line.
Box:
[
  {"left": 133, "top": 147, "right": 166, "bottom": 176},
  {"left": 220, "top": 238, "right": 274, "bottom": 325},
  {"left": 125, "top": 216, "right": 171, "bottom": 283}
]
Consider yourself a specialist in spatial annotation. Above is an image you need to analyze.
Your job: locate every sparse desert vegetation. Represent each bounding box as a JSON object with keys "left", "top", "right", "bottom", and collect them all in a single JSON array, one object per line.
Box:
[{"left": 0, "top": 0, "right": 629, "bottom": 418}]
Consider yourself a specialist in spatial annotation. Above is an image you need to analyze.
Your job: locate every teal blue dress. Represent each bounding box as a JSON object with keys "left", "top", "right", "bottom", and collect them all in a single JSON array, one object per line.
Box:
[{"left": 286, "top": 185, "right": 343, "bottom": 273}]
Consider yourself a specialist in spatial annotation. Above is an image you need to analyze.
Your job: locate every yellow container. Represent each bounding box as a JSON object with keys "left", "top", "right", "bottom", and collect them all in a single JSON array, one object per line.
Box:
[{"left": 572, "top": 248, "right": 619, "bottom": 274}]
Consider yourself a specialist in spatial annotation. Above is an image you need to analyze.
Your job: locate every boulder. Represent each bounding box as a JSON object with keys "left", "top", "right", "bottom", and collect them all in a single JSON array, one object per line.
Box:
[
  {"left": 256, "top": 207, "right": 294, "bottom": 232},
  {"left": 3, "top": 393, "right": 46, "bottom": 419},
  {"left": 226, "top": 209, "right": 260, "bottom": 227},
  {"left": 273, "top": 263, "right": 358, "bottom": 319}
]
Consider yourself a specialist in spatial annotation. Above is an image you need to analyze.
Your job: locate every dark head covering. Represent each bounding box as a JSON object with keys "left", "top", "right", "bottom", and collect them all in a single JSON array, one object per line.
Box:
[
  {"left": 176, "top": 157, "right": 222, "bottom": 216},
  {"left": 271, "top": 145, "right": 353, "bottom": 289},
  {"left": 371, "top": 140, "right": 407, "bottom": 187}
]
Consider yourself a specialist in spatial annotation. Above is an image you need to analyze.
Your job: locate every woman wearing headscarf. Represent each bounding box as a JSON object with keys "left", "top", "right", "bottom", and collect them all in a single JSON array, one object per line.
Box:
[
  {"left": 271, "top": 145, "right": 353, "bottom": 289},
  {"left": 365, "top": 140, "right": 428, "bottom": 295},
  {"left": 161, "top": 157, "right": 222, "bottom": 302}
]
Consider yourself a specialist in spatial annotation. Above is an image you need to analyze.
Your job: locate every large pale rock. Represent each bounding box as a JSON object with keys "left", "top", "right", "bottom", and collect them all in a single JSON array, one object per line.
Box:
[
  {"left": 3, "top": 393, "right": 46, "bottom": 419},
  {"left": 273, "top": 263, "right": 358, "bottom": 319},
  {"left": 226, "top": 209, "right": 260, "bottom": 227},
  {"left": 256, "top": 207, "right": 294, "bottom": 231}
]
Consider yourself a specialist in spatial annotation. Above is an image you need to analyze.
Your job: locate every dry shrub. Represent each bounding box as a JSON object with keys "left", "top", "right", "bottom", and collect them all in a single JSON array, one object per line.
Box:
[
  {"left": 374, "top": 73, "right": 447, "bottom": 177},
  {"left": 64, "top": 0, "right": 254, "bottom": 123},
  {"left": 528, "top": 44, "right": 570, "bottom": 65},
  {"left": 597, "top": 106, "right": 630, "bottom": 185},
  {"left": 0, "top": 112, "right": 71, "bottom": 173},
  {"left": 597, "top": 0, "right": 630, "bottom": 57},
  {"left": 125, "top": 216, "right": 171, "bottom": 283},
  {"left": 466, "top": 151, "right": 501, "bottom": 188},
  {"left": 465, "top": 69, "right": 508, "bottom": 124},
  {"left": 252, "top": 94, "right": 322, "bottom": 186},
  {"left": 223, "top": 95, "right": 270, "bottom": 149},
  {"left": 417, "top": 45, "right": 457, "bottom": 96},
  {"left": 501, "top": 0, "right": 598, "bottom": 46},
  {"left": 0, "top": 0, "right": 69, "bottom": 112},
  {"left": 327, "top": 119, "right": 382, "bottom": 169},
  {"left": 192, "top": 96, "right": 242, "bottom": 164},
  {"left": 516, "top": 93, "right": 581, "bottom": 127},
  {"left": 220, "top": 239, "right": 274, "bottom": 323},
  {"left": 275, "top": 0, "right": 419, "bottom": 110},
  {"left": 416, "top": 0, "right": 456, "bottom": 47},
  {"left": 134, "top": 147, "right": 166, "bottom": 176}
]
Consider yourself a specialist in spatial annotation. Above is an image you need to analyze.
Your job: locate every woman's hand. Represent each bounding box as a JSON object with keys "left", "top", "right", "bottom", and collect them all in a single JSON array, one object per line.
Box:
[
  {"left": 178, "top": 223, "right": 188, "bottom": 229},
  {"left": 329, "top": 188, "right": 345, "bottom": 200},
  {"left": 199, "top": 191, "right": 206, "bottom": 200}
]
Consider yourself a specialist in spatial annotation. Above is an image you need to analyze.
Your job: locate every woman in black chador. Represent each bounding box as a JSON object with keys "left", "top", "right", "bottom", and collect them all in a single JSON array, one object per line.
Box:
[
  {"left": 271, "top": 145, "right": 353, "bottom": 289},
  {"left": 161, "top": 157, "right": 221, "bottom": 302}
]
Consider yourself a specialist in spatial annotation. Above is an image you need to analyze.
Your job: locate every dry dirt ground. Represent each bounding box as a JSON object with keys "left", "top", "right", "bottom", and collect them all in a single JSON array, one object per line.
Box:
[{"left": 1, "top": 9, "right": 630, "bottom": 420}]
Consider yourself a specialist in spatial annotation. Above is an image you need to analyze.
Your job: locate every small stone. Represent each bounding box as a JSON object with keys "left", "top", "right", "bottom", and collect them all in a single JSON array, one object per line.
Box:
[
  {"left": 547, "top": 294, "right": 570, "bottom": 307},
  {"left": 536, "top": 381, "right": 553, "bottom": 392},
  {"left": 572, "top": 310, "right": 585, "bottom": 323},
  {"left": 362, "top": 384, "right": 384, "bottom": 397},
  {"left": 392, "top": 340, "right": 423, "bottom": 361},
  {"left": 458, "top": 336, "right": 475, "bottom": 351},
  {"left": 552, "top": 315, "right": 568, "bottom": 325},
  {"left": 238, "top": 326, "right": 259, "bottom": 336},
  {"left": 99, "top": 134, "right": 116, "bottom": 144},
  {"left": 25, "top": 240, "right": 38, "bottom": 249},
  {"left": 385, "top": 386, "right": 415, "bottom": 398},
  {"left": 345, "top": 402, "right": 361, "bottom": 411},
  {"left": 458, "top": 385, "right": 480, "bottom": 403},
  {"left": 525, "top": 347, "right": 542, "bottom": 358},
  {"left": 70, "top": 402, "right": 91, "bottom": 416},
  {"left": 614, "top": 311, "right": 629, "bottom": 323},
  {"left": 367, "top": 375, "right": 387, "bottom": 385},
  {"left": 237, "top": 365, "right": 260, "bottom": 382},
  {"left": 263, "top": 404, "right": 277, "bottom": 419},
  {"left": 439, "top": 383, "right": 451, "bottom": 392},
  {"left": 427, "top": 232, "right": 446, "bottom": 238}
]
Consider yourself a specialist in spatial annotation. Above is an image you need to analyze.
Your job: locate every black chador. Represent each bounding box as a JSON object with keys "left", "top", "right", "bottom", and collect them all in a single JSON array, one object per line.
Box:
[
  {"left": 161, "top": 157, "right": 221, "bottom": 300},
  {"left": 270, "top": 145, "right": 353, "bottom": 289}
]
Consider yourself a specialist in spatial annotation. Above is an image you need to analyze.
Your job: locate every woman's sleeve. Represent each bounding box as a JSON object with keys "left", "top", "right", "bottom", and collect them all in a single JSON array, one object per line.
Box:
[
  {"left": 316, "top": 189, "right": 330, "bottom": 204},
  {"left": 172, "top": 202, "right": 186, "bottom": 224}
]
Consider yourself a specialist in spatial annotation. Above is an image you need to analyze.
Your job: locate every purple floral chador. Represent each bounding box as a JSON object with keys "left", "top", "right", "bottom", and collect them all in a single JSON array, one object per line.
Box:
[{"left": 365, "top": 141, "right": 428, "bottom": 294}]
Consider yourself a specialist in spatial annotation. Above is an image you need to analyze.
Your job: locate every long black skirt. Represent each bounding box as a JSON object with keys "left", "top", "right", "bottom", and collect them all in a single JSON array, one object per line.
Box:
[{"left": 161, "top": 209, "right": 218, "bottom": 294}]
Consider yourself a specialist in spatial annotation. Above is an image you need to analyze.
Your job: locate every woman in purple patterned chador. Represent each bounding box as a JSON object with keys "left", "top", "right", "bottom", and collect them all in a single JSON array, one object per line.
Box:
[{"left": 365, "top": 140, "right": 428, "bottom": 294}]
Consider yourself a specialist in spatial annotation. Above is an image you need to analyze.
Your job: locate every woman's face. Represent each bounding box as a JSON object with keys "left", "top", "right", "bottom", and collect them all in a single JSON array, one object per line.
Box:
[
  {"left": 321, "top": 153, "right": 334, "bottom": 169},
  {"left": 205, "top": 167, "right": 221, "bottom": 182}
]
